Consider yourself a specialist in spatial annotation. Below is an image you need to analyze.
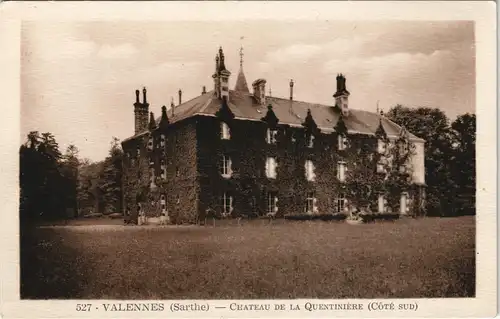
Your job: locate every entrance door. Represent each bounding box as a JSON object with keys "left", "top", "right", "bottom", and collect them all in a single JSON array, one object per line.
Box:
[{"left": 400, "top": 193, "right": 408, "bottom": 215}]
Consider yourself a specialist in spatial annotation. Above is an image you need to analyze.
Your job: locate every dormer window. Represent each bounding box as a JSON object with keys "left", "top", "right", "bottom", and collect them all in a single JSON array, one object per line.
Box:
[
  {"left": 221, "top": 122, "right": 230, "bottom": 140},
  {"left": 147, "top": 137, "right": 154, "bottom": 151},
  {"left": 378, "top": 139, "right": 386, "bottom": 154},
  {"left": 266, "top": 129, "right": 277, "bottom": 144},
  {"left": 338, "top": 135, "right": 347, "bottom": 150},
  {"left": 307, "top": 134, "right": 315, "bottom": 148},
  {"left": 160, "top": 134, "right": 166, "bottom": 147},
  {"left": 221, "top": 154, "right": 232, "bottom": 178}
]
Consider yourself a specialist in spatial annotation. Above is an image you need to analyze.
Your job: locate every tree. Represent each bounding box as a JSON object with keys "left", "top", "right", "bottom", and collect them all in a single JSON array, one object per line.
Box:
[
  {"left": 386, "top": 105, "right": 457, "bottom": 216},
  {"left": 60, "top": 145, "right": 80, "bottom": 218},
  {"left": 450, "top": 113, "right": 476, "bottom": 215},
  {"left": 98, "top": 137, "right": 124, "bottom": 214},
  {"left": 19, "top": 131, "right": 67, "bottom": 221}
]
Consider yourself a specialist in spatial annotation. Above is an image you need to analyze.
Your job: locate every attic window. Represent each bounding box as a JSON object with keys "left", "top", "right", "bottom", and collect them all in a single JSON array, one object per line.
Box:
[
  {"left": 266, "top": 129, "right": 277, "bottom": 144},
  {"left": 338, "top": 135, "right": 347, "bottom": 150},
  {"left": 221, "top": 122, "right": 230, "bottom": 140}
]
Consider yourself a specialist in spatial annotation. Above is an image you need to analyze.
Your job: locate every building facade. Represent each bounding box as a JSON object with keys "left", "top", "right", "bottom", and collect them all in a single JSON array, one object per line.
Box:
[{"left": 121, "top": 47, "right": 426, "bottom": 224}]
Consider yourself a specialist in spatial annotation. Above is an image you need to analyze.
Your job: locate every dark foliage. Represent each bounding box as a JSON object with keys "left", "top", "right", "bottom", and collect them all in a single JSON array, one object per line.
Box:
[{"left": 386, "top": 106, "right": 476, "bottom": 216}]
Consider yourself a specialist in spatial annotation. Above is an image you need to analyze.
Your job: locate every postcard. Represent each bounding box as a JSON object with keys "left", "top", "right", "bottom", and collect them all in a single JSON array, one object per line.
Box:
[{"left": 0, "top": 1, "right": 496, "bottom": 318}]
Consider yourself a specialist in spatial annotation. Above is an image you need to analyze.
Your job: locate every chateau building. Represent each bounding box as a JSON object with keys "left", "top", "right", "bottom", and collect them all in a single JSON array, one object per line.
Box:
[{"left": 121, "top": 47, "right": 426, "bottom": 224}]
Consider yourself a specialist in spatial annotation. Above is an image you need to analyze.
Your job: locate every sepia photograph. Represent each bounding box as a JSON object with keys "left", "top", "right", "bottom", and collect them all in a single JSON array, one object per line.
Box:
[
  {"left": 1, "top": 1, "right": 496, "bottom": 318},
  {"left": 19, "top": 19, "right": 478, "bottom": 300}
]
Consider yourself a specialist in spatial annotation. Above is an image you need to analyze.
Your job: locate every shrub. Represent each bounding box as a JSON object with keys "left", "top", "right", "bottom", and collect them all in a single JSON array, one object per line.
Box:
[
  {"left": 284, "top": 213, "right": 347, "bottom": 221},
  {"left": 83, "top": 213, "right": 103, "bottom": 218}
]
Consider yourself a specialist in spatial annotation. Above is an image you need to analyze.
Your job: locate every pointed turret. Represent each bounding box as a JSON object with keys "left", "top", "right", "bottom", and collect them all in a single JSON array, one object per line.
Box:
[
  {"left": 148, "top": 111, "right": 156, "bottom": 130},
  {"left": 302, "top": 109, "right": 318, "bottom": 132},
  {"left": 159, "top": 105, "right": 169, "bottom": 128},
  {"left": 261, "top": 103, "right": 279, "bottom": 128},
  {"left": 234, "top": 46, "right": 250, "bottom": 93}
]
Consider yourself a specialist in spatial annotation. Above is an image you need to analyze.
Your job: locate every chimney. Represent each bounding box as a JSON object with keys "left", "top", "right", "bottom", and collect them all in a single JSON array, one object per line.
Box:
[
  {"left": 142, "top": 87, "right": 147, "bottom": 104},
  {"left": 333, "top": 74, "right": 350, "bottom": 117},
  {"left": 178, "top": 89, "right": 182, "bottom": 105},
  {"left": 289, "top": 79, "right": 294, "bottom": 100},
  {"left": 202, "top": 86, "right": 206, "bottom": 95},
  {"left": 134, "top": 88, "right": 149, "bottom": 134},
  {"left": 252, "top": 78, "right": 267, "bottom": 106},
  {"left": 171, "top": 98, "right": 175, "bottom": 118}
]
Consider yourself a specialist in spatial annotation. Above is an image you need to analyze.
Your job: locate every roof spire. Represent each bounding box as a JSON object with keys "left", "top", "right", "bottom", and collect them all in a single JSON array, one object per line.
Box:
[
  {"left": 239, "top": 45, "right": 244, "bottom": 68},
  {"left": 234, "top": 44, "right": 249, "bottom": 93}
]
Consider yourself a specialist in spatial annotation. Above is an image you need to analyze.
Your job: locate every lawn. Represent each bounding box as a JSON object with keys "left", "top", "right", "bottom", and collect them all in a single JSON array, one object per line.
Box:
[{"left": 20, "top": 216, "right": 475, "bottom": 299}]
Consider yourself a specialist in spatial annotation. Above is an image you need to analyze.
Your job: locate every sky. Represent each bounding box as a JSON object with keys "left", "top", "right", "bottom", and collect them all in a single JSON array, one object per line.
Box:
[{"left": 21, "top": 20, "right": 475, "bottom": 162}]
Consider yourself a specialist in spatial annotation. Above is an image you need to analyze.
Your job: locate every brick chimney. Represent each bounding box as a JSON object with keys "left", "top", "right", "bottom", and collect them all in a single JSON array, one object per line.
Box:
[
  {"left": 252, "top": 78, "right": 267, "bottom": 106},
  {"left": 133, "top": 87, "right": 149, "bottom": 134},
  {"left": 333, "top": 74, "right": 350, "bottom": 116}
]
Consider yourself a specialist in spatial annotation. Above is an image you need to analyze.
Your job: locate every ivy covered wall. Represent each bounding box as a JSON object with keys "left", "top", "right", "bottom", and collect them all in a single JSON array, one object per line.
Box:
[{"left": 122, "top": 110, "right": 425, "bottom": 224}]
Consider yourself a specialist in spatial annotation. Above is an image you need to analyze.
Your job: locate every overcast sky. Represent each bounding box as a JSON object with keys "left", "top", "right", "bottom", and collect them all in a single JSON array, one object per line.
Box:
[{"left": 21, "top": 20, "right": 475, "bottom": 162}]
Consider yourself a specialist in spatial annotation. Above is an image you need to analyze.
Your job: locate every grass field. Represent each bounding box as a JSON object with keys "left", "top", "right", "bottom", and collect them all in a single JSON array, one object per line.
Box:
[{"left": 20, "top": 216, "right": 475, "bottom": 299}]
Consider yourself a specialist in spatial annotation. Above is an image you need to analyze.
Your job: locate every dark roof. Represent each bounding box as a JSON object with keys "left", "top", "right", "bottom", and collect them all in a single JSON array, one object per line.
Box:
[
  {"left": 234, "top": 68, "right": 250, "bottom": 93},
  {"left": 124, "top": 90, "right": 424, "bottom": 143}
]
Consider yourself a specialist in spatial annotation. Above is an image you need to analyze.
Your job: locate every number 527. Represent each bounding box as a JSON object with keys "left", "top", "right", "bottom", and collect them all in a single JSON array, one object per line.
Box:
[{"left": 76, "top": 304, "right": 92, "bottom": 311}]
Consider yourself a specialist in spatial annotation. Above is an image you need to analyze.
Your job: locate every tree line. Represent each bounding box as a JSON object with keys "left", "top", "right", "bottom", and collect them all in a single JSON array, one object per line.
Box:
[
  {"left": 19, "top": 133, "right": 123, "bottom": 222},
  {"left": 19, "top": 105, "right": 475, "bottom": 222}
]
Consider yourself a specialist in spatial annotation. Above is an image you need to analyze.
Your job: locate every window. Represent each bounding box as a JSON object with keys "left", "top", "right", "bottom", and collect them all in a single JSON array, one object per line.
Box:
[
  {"left": 400, "top": 192, "right": 408, "bottom": 214},
  {"left": 305, "top": 160, "right": 316, "bottom": 182},
  {"left": 176, "top": 167, "right": 180, "bottom": 177},
  {"left": 160, "top": 134, "right": 166, "bottom": 148},
  {"left": 377, "top": 139, "right": 386, "bottom": 154},
  {"left": 305, "top": 192, "right": 317, "bottom": 214},
  {"left": 266, "top": 129, "right": 277, "bottom": 144},
  {"left": 307, "top": 134, "right": 315, "bottom": 148},
  {"left": 147, "top": 137, "right": 154, "bottom": 151},
  {"left": 337, "top": 193, "right": 346, "bottom": 213},
  {"left": 160, "top": 195, "right": 166, "bottom": 212},
  {"left": 150, "top": 167, "right": 156, "bottom": 188},
  {"left": 338, "top": 135, "right": 347, "bottom": 150},
  {"left": 221, "top": 122, "right": 230, "bottom": 140},
  {"left": 267, "top": 192, "right": 278, "bottom": 214},
  {"left": 378, "top": 194, "right": 386, "bottom": 213},
  {"left": 265, "top": 157, "right": 277, "bottom": 179},
  {"left": 221, "top": 193, "right": 233, "bottom": 215},
  {"left": 136, "top": 147, "right": 141, "bottom": 157},
  {"left": 399, "top": 164, "right": 407, "bottom": 174},
  {"left": 221, "top": 155, "right": 232, "bottom": 178},
  {"left": 377, "top": 162, "right": 386, "bottom": 173},
  {"left": 337, "top": 161, "right": 346, "bottom": 182},
  {"left": 160, "top": 160, "right": 167, "bottom": 180}
]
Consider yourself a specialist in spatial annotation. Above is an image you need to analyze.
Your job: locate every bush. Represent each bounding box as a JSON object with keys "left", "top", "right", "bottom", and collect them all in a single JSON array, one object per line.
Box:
[
  {"left": 360, "top": 213, "right": 400, "bottom": 223},
  {"left": 284, "top": 213, "right": 347, "bottom": 221},
  {"left": 83, "top": 213, "right": 103, "bottom": 218}
]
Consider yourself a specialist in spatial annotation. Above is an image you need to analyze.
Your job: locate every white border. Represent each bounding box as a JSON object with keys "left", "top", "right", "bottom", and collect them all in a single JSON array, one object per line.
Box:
[{"left": 0, "top": 1, "right": 496, "bottom": 318}]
